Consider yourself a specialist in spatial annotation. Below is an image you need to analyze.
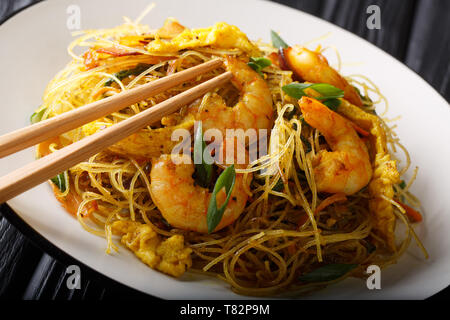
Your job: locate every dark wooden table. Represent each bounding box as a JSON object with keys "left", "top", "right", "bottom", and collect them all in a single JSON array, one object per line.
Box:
[{"left": 0, "top": 0, "right": 449, "bottom": 300}]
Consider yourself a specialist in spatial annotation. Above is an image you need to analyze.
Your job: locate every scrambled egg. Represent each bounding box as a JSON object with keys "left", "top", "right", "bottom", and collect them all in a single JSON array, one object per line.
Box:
[
  {"left": 338, "top": 100, "right": 400, "bottom": 251},
  {"left": 146, "top": 22, "right": 260, "bottom": 56},
  {"left": 111, "top": 220, "right": 192, "bottom": 277}
]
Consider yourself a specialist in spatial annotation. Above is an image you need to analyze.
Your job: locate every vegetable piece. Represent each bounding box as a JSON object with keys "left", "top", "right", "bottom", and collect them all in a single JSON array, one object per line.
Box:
[
  {"left": 268, "top": 51, "right": 290, "bottom": 71},
  {"left": 350, "top": 122, "right": 370, "bottom": 137},
  {"left": 322, "top": 98, "right": 341, "bottom": 111},
  {"left": 272, "top": 179, "right": 284, "bottom": 192},
  {"left": 82, "top": 49, "right": 99, "bottom": 70},
  {"left": 399, "top": 180, "right": 406, "bottom": 189},
  {"left": 364, "top": 241, "right": 377, "bottom": 254},
  {"left": 270, "top": 30, "right": 289, "bottom": 49},
  {"left": 314, "top": 193, "right": 347, "bottom": 215},
  {"left": 206, "top": 165, "right": 236, "bottom": 233},
  {"left": 52, "top": 188, "right": 84, "bottom": 216},
  {"left": 297, "top": 171, "right": 307, "bottom": 182},
  {"left": 298, "top": 263, "right": 358, "bottom": 283},
  {"left": 193, "top": 122, "right": 212, "bottom": 188},
  {"left": 104, "top": 63, "right": 151, "bottom": 86},
  {"left": 266, "top": 52, "right": 281, "bottom": 68},
  {"left": 50, "top": 172, "right": 67, "bottom": 192},
  {"left": 398, "top": 201, "right": 423, "bottom": 223},
  {"left": 287, "top": 243, "right": 297, "bottom": 255},
  {"left": 160, "top": 216, "right": 171, "bottom": 228},
  {"left": 247, "top": 57, "right": 272, "bottom": 76},
  {"left": 353, "top": 85, "right": 373, "bottom": 106},
  {"left": 282, "top": 82, "right": 310, "bottom": 99},
  {"left": 297, "top": 213, "right": 309, "bottom": 228},
  {"left": 282, "top": 82, "right": 344, "bottom": 100},
  {"left": 306, "top": 83, "right": 345, "bottom": 99},
  {"left": 282, "top": 82, "right": 344, "bottom": 111},
  {"left": 96, "top": 47, "right": 141, "bottom": 57},
  {"left": 300, "top": 135, "right": 312, "bottom": 153},
  {"left": 30, "top": 108, "right": 46, "bottom": 124}
]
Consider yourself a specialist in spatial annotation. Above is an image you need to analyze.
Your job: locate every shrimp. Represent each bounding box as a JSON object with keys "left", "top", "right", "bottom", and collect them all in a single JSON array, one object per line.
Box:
[
  {"left": 284, "top": 46, "right": 363, "bottom": 107},
  {"left": 189, "top": 56, "right": 274, "bottom": 135},
  {"left": 150, "top": 56, "right": 271, "bottom": 232},
  {"left": 150, "top": 139, "right": 251, "bottom": 233},
  {"left": 299, "top": 97, "right": 372, "bottom": 195}
]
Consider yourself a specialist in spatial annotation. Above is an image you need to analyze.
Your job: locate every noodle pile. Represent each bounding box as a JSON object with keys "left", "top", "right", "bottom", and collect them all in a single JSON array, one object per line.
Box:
[{"left": 34, "top": 11, "right": 426, "bottom": 296}]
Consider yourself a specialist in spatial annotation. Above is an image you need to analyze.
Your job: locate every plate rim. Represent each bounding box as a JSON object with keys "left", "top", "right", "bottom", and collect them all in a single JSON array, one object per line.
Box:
[
  {"left": 1, "top": 0, "right": 449, "bottom": 300},
  {"left": 1, "top": 203, "right": 157, "bottom": 299}
]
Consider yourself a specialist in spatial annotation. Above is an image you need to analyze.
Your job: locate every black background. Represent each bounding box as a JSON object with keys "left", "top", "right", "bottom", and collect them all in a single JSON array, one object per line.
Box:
[{"left": 0, "top": 0, "right": 449, "bottom": 300}]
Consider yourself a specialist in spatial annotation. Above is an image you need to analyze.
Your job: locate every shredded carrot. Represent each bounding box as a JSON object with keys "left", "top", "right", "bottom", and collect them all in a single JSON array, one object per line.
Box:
[
  {"left": 315, "top": 192, "right": 347, "bottom": 215},
  {"left": 267, "top": 52, "right": 280, "bottom": 68},
  {"left": 134, "top": 156, "right": 151, "bottom": 165},
  {"left": 96, "top": 47, "right": 142, "bottom": 57},
  {"left": 398, "top": 201, "right": 423, "bottom": 223},
  {"left": 287, "top": 243, "right": 297, "bottom": 255},
  {"left": 166, "top": 58, "right": 180, "bottom": 75},
  {"left": 91, "top": 200, "right": 99, "bottom": 211},
  {"left": 52, "top": 185, "right": 83, "bottom": 216},
  {"left": 297, "top": 213, "right": 309, "bottom": 229},
  {"left": 350, "top": 122, "right": 370, "bottom": 137},
  {"left": 96, "top": 48, "right": 176, "bottom": 65},
  {"left": 82, "top": 49, "right": 99, "bottom": 70}
]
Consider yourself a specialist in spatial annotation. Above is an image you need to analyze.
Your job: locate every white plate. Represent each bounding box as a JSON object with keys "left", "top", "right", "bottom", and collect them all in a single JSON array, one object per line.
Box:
[{"left": 1, "top": 0, "right": 449, "bottom": 299}]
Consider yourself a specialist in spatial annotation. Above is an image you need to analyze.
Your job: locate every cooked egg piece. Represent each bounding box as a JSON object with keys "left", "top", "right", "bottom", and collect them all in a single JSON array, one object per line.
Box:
[
  {"left": 112, "top": 220, "right": 192, "bottom": 277},
  {"left": 146, "top": 22, "right": 260, "bottom": 56}
]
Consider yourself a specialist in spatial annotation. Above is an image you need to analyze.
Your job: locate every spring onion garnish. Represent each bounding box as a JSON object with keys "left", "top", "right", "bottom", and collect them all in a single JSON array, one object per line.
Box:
[
  {"left": 104, "top": 63, "right": 151, "bottom": 86},
  {"left": 206, "top": 165, "right": 236, "bottom": 233},
  {"left": 282, "top": 83, "right": 344, "bottom": 99},
  {"left": 298, "top": 263, "right": 358, "bottom": 283},
  {"left": 353, "top": 85, "right": 373, "bottom": 106},
  {"left": 51, "top": 172, "right": 67, "bottom": 192},
  {"left": 270, "top": 30, "right": 289, "bottom": 49},
  {"left": 248, "top": 57, "right": 272, "bottom": 76},
  {"left": 321, "top": 98, "right": 342, "bottom": 111},
  {"left": 282, "top": 82, "right": 344, "bottom": 111},
  {"left": 365, "top": 241, "right": 376, "bottom": 254},
  {"left": 193, "top": 122, "right": 212, "bottom": 188},
  {"left": 272, "top": 179, "right": 284, "bottom": 192},
  {"left": 300, "top": 135, "right": 312, "bottom": 153},
  {"left": 30, "top": 107, "right": 46, "bottom": 124}
]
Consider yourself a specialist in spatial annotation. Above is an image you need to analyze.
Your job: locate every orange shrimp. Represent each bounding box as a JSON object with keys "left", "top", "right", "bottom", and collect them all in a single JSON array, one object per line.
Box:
[
  {"left": 284, "top": 46, "right": 363, "bottom": 106},
  {"left": 299, "top": 97, "right": 372, "bottom": 195},
  {"left": 189, "top": 56, "right": 274, "bottom": 135},
  {"left": 150, "top": 57, "right": 272, "bottom": 232},
  {"left": 150, "top": 138, "right": 251, "bottom": 233}
]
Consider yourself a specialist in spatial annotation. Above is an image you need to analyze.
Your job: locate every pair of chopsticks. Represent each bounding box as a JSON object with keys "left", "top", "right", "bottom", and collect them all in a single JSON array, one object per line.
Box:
[{"left": 0, "top": 58, "right": 231, "bottom": 203}]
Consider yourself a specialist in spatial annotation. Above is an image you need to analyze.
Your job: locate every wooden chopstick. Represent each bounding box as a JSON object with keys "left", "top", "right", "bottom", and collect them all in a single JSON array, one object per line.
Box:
[
  {"left": 0, "top": 58, "right": 223, "bottom": 159},
  {"left": 0, "top": 71, "right": 232, "bottom": 203}
]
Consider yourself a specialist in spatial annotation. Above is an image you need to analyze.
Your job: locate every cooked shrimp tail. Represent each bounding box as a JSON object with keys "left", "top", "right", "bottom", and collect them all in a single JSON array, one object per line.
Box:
[
  {"left": 299, "top": 96, "right": 372, "bottom": 195},
  {"left": 284, "top": 46, "right": 363, "bottom": 107},
  {"left": 150, "top": 138, "right": 251, "bottom": 233}
]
